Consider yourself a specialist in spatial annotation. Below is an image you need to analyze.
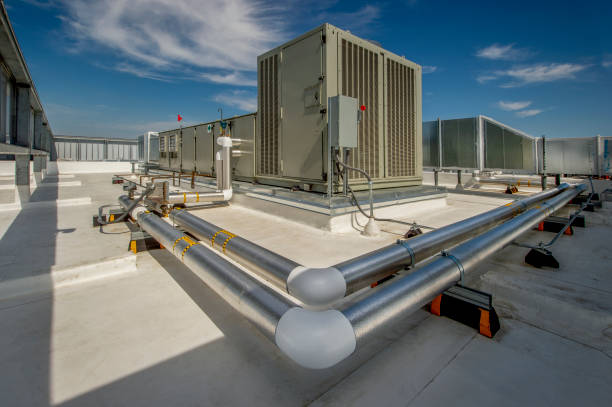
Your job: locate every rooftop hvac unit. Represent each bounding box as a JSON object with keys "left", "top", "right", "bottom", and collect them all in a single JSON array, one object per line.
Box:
[
  {"left": 256, "top": 23, "right": 422, "bottom": 192},
  {"left": 156, "top": 114, "right": 256, "bottom": 180}
]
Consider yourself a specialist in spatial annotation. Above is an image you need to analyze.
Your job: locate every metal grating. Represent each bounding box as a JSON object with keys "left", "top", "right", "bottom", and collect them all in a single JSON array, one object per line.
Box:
[
  {"left": 341, "top": 39, "right": 379, "bottom": 179},
  {"left": 386, "top": 59, "right": 416, "bottom": 177},
  {"left": 258, "top": 54, "right": 280, "bottom": 176}
]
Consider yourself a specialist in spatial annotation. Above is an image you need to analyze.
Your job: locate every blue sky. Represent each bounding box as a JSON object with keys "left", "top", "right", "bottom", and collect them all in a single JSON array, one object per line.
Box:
[{"left": 6, "top": 0, "right": 612, "bottom": 138}]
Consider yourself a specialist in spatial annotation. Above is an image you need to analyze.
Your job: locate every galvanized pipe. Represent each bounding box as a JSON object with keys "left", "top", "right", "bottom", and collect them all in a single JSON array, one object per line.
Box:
[
  {"left": 136, "top": 210, "right": 294, "bottom": 338},
  {"left": 342, "top": 184, "right": 585, "bottom": 345},
  {"left": 166, "top": 191, "right": 227, "bottom": 204},
  {"left": 335, "top": 183, "right": 571, "bottom": 294},
  {"left": 170, "top": 184, "right": 570, "bottom": 308},
  {"left": 119, "top": 184, "right": 584, "bottom": 369},
  {"left": 121, "top": 196, "right": 357, "bottom": 369},
  {"left": 170, "top": 209, "right": 300, "bottom": 288}
]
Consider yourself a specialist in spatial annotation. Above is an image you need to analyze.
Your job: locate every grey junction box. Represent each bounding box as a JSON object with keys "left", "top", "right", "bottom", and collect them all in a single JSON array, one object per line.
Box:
[{"left": 328, "top": 95, "right": 358, "bottom": 148}]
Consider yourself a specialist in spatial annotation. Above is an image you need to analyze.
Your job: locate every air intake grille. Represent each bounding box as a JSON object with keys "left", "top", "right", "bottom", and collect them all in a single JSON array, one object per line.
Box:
[
  {"left": 258, "top": 54, "right": 280, "bottom": 176},
  {"left": 341, "top": 39, "right": 379, "bottom": 179},
  {"left": 387, "top": 59, "right": 416, "bottom": 177}
]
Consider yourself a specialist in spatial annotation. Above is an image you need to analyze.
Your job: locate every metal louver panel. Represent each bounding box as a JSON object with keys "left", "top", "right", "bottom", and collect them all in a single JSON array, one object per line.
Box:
[
  {"left": 258, "top": 54, "right": 280, "bottom": 176},
  {"left": 341, "top": 39, "right": 379, "bottom": 179},
  {"left": 387, "top": 59, "right": 416, "bottom": 177}
]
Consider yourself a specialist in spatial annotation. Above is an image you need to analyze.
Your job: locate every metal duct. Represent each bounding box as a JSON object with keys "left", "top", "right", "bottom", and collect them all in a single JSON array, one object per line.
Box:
[
  {"left": 121, "top": 183, "right": 585, "bottom": 369},
  {"left": 170, "top": 184, "right": 570, "bottom": 308},
  {"left": 135, "top": 207, "right": 295, "bottom": 339},
  {"left": 166, "top": 192, "right": 226, "bottom": 204},
  {"left": 334, "top": 183, "right": 571, "bottom": 293},
  {"left": 342, "top": 184, "right": 585, "bottom": 344},
  {"left": 170, "top": 209, "right": 299, "bottom": 288},
  {"left": 123, "top": 197, "right": 356, "bottom": 369}
]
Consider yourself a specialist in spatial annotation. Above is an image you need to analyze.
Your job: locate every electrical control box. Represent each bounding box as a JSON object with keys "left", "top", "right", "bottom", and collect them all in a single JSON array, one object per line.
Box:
[{"left": 329, "top": 95, "right": 358, "bottom": 148}]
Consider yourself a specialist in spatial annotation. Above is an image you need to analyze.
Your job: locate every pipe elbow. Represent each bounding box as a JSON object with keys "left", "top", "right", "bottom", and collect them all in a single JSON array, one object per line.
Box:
[
  {"left": 287, "top": 266, "right": 346, "bottom": 309},
  {"left": 222, "top": 188, "right": 233, "bottom": 201},
  {"left": 275, "top": 307, "right": 356, "bottom": 369}
]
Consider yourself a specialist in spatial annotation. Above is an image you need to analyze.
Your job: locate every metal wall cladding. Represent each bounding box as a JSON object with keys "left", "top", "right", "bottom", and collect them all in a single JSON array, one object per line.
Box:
[
  {"left": 281, "top": 31, "right": 325, "bottom": 180},
  {"left": 195, "top": 124, "right": 215, "bottom": 175},
  {"left": 422, "top": 120, "right": 439, "bottom": 167},
  {"left": 544, "top": 137, "right": 597, "bottom": 175},
  {"left": 153, "top": 114, "right": 256, "bottom": 179},
  {"left": 483, "top": 119, "right": 534, "bottom": 171},
  {"left": 423, "top": 117, "right": 537, "bottom": 172},
  {"left": 168, "top": 132, "right": 181, "bottom": 171},
  {"left": 441, "top": 118, "right": 478, "bottom": 169},
  {"left": 257, "top": 54, "right": 280, "bottom": 176},
  {"left": 385, "top": 57, "right": 417, "bottom": 178},
  {"left": 180, "top": 127, "right": 196, "bottom": 172},
  {"left": 227, "top": 114, "right": 256, "bottom": 179},
  {"left": 601, "top": 137, "right": 612, "bottom": 175},
  {"left": 256, "top": 23, "right": 423, "bottom": 189},
  {"left": 53, "top": 137, "right": 137, "bottom": 161},
  {"left": 158, "top": 130, "right": 176, "bottom": 170},
  {"left": 342, "top": 38, "right": 381, "bottom": 180}
]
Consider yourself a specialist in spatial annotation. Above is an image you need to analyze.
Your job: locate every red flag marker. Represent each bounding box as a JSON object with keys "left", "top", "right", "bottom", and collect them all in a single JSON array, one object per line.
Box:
[{"left": 177, "top": 114, "right": 183, "bottom": 122}]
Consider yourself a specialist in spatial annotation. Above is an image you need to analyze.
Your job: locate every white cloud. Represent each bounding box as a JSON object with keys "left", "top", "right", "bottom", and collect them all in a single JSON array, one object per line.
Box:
[
  {"left": 214, "top": 90, "right": 257, "bottom": 112},
  {"left": 422, "top": 65, "right": 437, "bottom": 74},
  {"left": 478, "top": 63, "right": 589, "bottom": 87},
  {"left": 516, "top": 109, "right": 543, "bottom": 118},
  {"left": 477, "top": 74, "right": 497, "bottom": 84},
  {"left": 54, "top": 0, "right": 289, "bottom": 83},
  {"left": 317, "top": 5, "right": 381, "bottom": 33},
  {"left": 476, "top": 43, "right": 529, "bottom": 60},
  {"left": 200, "top": 71, "right": 257, "bottom": 87},
  {"left": 498, "top": 100, "right": 532, "bottom": 111},
  {"left": 501, "top": 63, "right": 588, "bottom": 85}
]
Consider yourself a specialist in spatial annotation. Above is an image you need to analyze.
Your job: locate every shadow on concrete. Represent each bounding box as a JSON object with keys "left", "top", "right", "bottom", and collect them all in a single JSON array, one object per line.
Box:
[
  {"left": 0, "top": 171, "right": 58, "bottom": 406},
  {"left": 54, "top": 247, "right": 429, "bottom": 406}
]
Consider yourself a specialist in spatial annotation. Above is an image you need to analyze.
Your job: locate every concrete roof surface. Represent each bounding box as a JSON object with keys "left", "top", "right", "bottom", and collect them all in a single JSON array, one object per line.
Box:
[{"left": 0, "top": 169, "right": 610, "bottom": 406}]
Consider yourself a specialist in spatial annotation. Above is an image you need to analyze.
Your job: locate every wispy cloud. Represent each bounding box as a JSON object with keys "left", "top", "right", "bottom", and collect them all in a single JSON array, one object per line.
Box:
[
  {"left": 476, "top": 43, "right": 530, "bottom": 60},
  {"left": 476, "top": 74, "right": 497, "bottom": 84},
  {"left": 51, "top": 0, "right": 289, "bottom": 83},
  {"left": 422, "top": 65, "right": 437, "bottom": 74},
  {"left": 214, "top": 90, "right": 257, "bottom": 112},
  {"left": 498, "top": 100, "right": 532, "bottom": 111},
  {"left": 200, "top": 71, "right": 257, "bottom": 87},
  {"left": 316, "top": 5, "right": 381, "bottom": 33},
  {"left": 603, "top": 61, "right": 612, "bottom": 69},
  {"left": 478, "top": 63, "right": 589, "bottom": 87},
  {"left": 516, "top": 109, "right": 543, "bottom": 118}
]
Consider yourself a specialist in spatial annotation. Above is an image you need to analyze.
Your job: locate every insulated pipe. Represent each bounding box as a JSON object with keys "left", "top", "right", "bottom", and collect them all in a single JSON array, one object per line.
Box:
[
  {"left": 121, "top": 196, "right": 357, "bottom": 369},
  {"left": 169, "top": 210, "right": 346, "bottom": 309},
  {"left": 170, "top": 184, "right": 570, "bottom": 308},
  {"left": 474, "top": 177, "right": 543, "bottom": 187},
  {"left": 342, "top": 184, "right": 586, "bottom": 345},
  {"left": 170, "top": 209, "right": 300, "bottom": 288},
  {"left": 333, "top": 183, "right": 570, "bottom": 294},
  {"left": 166, "top": 191, "right": 227, "bottom": 204}
]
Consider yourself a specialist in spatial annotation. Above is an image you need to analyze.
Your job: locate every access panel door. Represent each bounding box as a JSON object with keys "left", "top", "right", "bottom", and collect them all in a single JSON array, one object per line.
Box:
[{"left": 281, "top": 31, "right": 325, "bottom": 180}]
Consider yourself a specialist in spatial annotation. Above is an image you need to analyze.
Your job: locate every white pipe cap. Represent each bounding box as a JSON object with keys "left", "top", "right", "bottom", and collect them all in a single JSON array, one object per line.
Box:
[
  {"left": 287, "top": 266, "right": 346, "bottom": 309},
  {"left": 275, "top": 307, "right": 356, "bottom": 369}
]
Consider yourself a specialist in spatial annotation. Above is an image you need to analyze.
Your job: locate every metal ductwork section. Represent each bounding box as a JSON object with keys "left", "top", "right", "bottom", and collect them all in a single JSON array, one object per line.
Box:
[
  {"left": 341, "top": 184, "right": 586, "bottom": 344},
  {"left": 170, "top": 184, "right": 572, "bottom": 308},
  {"left": 121, "top": 183, "right": 584, "bottom": 369}
]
